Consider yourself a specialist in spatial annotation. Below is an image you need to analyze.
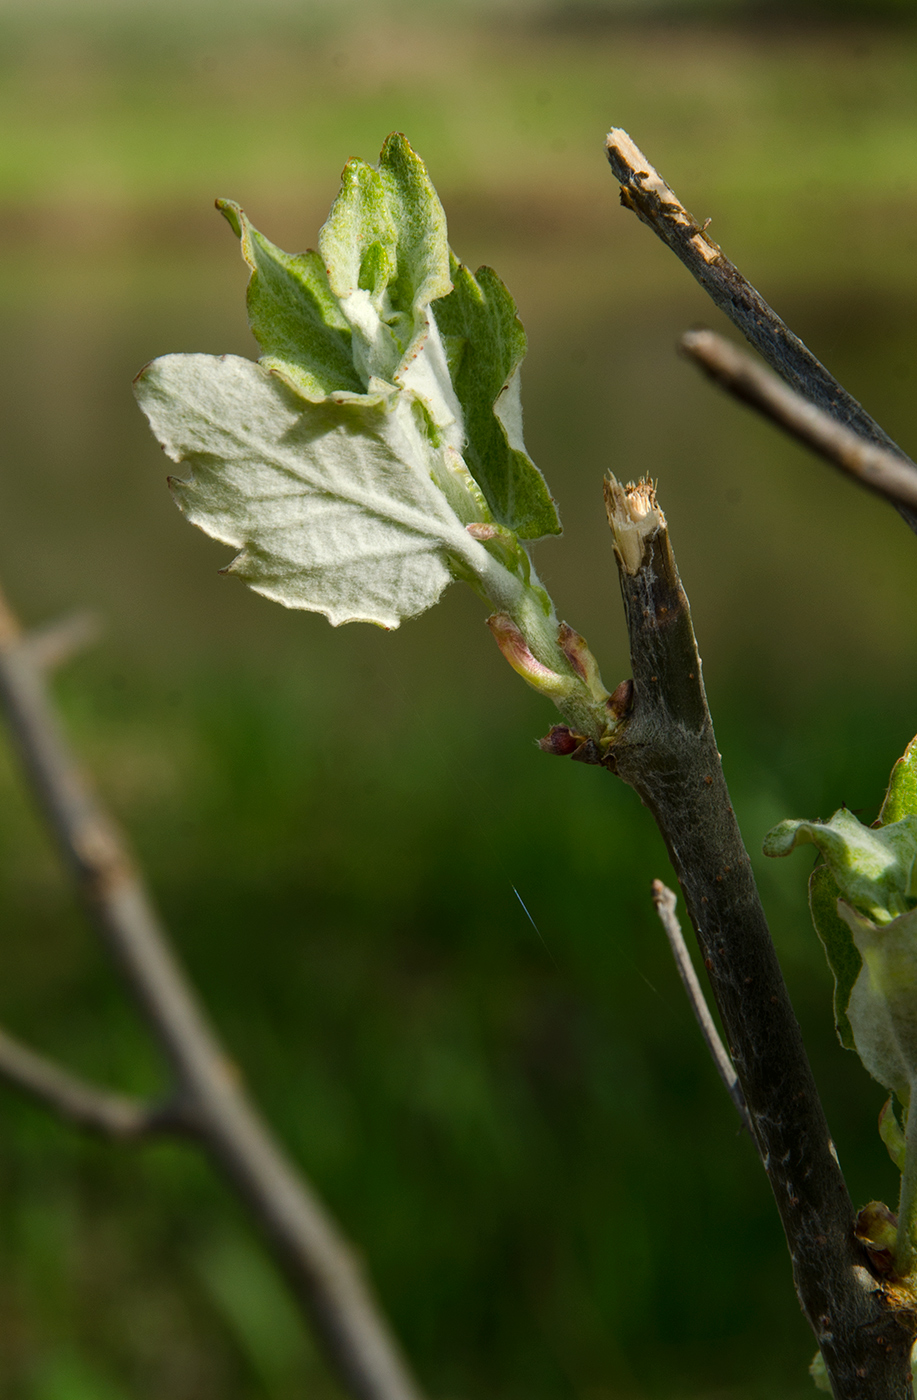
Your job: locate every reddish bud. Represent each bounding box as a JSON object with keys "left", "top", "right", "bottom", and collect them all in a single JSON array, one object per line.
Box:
[
  {"left": 608, "top": 678, "right": 634, "bottom": 719},
  {"left": 487, "top": 613, "right": 569, "bottom": 699},
  {"left": 538, "top": 725, "right": 582, "bottom": 756}
]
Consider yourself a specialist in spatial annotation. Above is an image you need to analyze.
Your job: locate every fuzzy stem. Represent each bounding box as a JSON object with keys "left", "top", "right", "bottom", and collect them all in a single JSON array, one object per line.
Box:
[{"left": 461, "top": 542, "right": 612, "bottom": 741}]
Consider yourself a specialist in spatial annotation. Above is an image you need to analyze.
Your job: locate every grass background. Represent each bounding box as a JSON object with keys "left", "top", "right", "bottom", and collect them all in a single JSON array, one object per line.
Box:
[{"left": 1, "top": 2, "right": 917, "bottom": 1397}]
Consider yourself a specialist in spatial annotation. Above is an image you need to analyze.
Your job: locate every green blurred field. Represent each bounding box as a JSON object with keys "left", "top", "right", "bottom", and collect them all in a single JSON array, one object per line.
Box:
[{"left": 1, "top": 4, "right": 917, "bottom": 1398}]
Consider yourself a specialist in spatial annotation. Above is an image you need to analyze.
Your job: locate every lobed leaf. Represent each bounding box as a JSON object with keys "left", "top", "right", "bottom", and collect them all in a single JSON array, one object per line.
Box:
[
  {"left": 216, "top": 200, "right": 362, "bottom": 401},
  {"left": 134, "top": 353, "right": 482, "bottom": 629},
  {"left": 135, "top": 134, "right": 572, "bottom": 648},
  {"left": 433, "top": 256, "right": 561, "bottom": 540}
]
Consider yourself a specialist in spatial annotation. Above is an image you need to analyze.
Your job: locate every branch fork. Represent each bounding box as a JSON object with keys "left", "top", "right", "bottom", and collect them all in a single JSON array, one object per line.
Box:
[{"left": 0, "top": 590, "right": 425, "bottom": 1400}]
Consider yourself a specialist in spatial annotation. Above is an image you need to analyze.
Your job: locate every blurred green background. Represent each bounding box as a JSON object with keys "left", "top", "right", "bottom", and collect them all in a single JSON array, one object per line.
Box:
[{"left": 1, "top": 0, "right": 917, "bottom": 1396}]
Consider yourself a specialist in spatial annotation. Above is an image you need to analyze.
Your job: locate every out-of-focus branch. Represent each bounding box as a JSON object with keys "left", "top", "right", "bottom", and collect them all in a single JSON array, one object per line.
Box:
[
  {"left": 22, "top": 610, "right": 101, "bottom": 672},
  {"left": 0, "top": 1026, "right": 194, "bottom": 1138},
  {"left": 600, "top": 476, "right": 917, "bottom": 1400},
  {"left": 604, "top": 128, "right": 917, "bottom": 536},
  {"left": 681, "top": 329, "right": 917, "bottom": 513},
  {"left": 650, "top": 880, "right": 751, "bottom": 1135},
  {"left": 0, "top": 587, "right": 425, "bottom": 1400}
]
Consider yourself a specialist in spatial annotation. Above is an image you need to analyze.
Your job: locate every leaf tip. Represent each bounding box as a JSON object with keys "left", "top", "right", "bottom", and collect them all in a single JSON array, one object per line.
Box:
[
  {"left": 166, "top": 475, "right": 193, "bottom": 510},
  {"left": 216, "top": 198, "right": 243, "bottom": 239},
  {"left": 132, "top": 359, "right": 154, "bottom": 390},
  {"left": 379, "top": 130, "right": 413, "bottom": 166},
  {"left": 762, "top": 819, "right": 807, "bottom": 858},
  {"left": 218, "top": 550, "right": 249, "bottom": 577}
]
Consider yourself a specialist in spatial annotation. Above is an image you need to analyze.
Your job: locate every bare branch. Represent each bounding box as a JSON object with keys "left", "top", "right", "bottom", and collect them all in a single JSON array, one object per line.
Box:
[
  {"left": 682, "top": 329, "right": 917, "bottom": 513},
  {"left": 600, "top": 476, "right": 917, "bottom": 1399},
  {"left": 650, "top": 879, "right": 752, "bottom": 1135},
  {"left": 604, "top": 128, "right": 917, "bottom": 535},
  {"left": 0, "top": 583, "right": 425, "bottom": 1400},
  {"left": 0, "top": 1026, "right": 195, "bottom": 1138},
  {"left": 22, "top": 611, "right": 101, "bottom": 672}
]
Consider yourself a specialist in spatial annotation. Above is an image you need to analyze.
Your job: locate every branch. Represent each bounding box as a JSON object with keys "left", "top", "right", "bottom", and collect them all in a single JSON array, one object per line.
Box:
[
  {"left": 0, "top": 1026, "right": 194, "bottom": 1138},
  {"left": 681, "top": 329, "right": 917, "bottom": 514},
  {"left": 650, "top": 880, "right": 752, "bottom": 1135},
  {"left": 601, "top": 477, "right": 917, "bottom": 1400},
  {"left": 21, "top": 610, "right": 101, "bottom": 672},
  {"left": 0, "top": 589, "right": 425, "bottom": 1400},
  {"left": 604, "top": 128, "right": 917, "bottom": 536}
]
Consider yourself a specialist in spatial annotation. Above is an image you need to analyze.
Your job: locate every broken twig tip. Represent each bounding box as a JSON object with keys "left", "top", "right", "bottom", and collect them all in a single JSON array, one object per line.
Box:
[{"left": 604, "top": 476, "right": 666, "bottom": 575}]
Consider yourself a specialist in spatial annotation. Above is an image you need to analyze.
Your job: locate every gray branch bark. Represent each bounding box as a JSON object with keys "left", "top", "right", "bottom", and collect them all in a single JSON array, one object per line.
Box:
[
  {"left": 600, "top": 477, "right": 917, "bottom": 1400},
  {"left": 681, "top": 329, "right": 917, "bottom": 514},
  {"left": 604, "top": 128, "right": 917, "bottom": 536},
  {"left": 0, "top": 590, "right": 425, "bottom": 1400},
  {"left": 0, "top": 1026, "right": 193, "bottom": 1138}
]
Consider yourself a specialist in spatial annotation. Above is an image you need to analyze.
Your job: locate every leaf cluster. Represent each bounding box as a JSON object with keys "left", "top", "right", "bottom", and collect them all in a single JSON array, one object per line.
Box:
[{"left": 135, "top": 134, "right": 559, "bottom": 633}]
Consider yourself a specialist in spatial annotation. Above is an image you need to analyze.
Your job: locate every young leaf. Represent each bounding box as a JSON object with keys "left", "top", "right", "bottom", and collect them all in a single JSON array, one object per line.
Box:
[
  {"left": 809, "top": 1351, "right": 831, "bottom": 1393},
  {"left": 433, "top": 256, "right": 561, "bottom": 541},
  {"left": 879, "top": 734, "right": 917, "bottom": 825},
  {"left": 764, "top": 807, "right": 917, "bottom": 923},
  {"left": 134, "top": 134, "right": 615, "bottom": 743},
  {"left": 808, "top": 861, "right": 860, "bottom": 1051},
  {"left": 840, "top": 901, "right": 917, "bottom": 1105},
  {"left": 134, "top": 353, "right": 483, "bottom": 629},
  {"left": 216, "top": 200, "right": 362, "bottom": 401},
  {"left": 879, "top": 1097, "right": 908, "bottom": 1172},
  {"left": 318, "top": 132, "right": 452, "bottom": 387}
]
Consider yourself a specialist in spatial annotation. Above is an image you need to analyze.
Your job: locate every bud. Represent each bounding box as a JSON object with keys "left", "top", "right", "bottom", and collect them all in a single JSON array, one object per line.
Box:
[
  {"left": 538, "top": 725, "right": 582, "bottom": 757},
  {"left": 855, "top": 1200, "right": 898, "bottom": 1275},
  {"left": 486, "top": 613, "right": 573, "bottom": 701}
]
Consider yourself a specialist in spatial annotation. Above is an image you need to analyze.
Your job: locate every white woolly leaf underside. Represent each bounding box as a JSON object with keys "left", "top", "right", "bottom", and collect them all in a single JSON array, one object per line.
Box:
[{"left": 136, "top": 353, "right": 482, "bottom": 629}]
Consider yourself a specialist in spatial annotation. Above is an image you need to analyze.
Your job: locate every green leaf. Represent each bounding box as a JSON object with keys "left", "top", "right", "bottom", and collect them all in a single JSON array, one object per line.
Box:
[
  {"left": 879, "top": 1097, "right": 908, "bottom": 1171},
  {"left": 134, "top": 136, "right": 616, "bottom": 741},
  {"left": 766, "top": 737, "right": 917, "bottom": 1170},
  {"left": 840, "top": 901, "right": 917, "bottom": 1105},
  {"left": 809, "top": 1351, "right": 831, "bottom": 1394},
  {"left": 808, "top": 862, "right": 861, "bottom": 1050},
  {"left": 879, "top": 734, "right": 917, "bottom": 825},
  {"left": 764, "top": 807, "right": 917, "bottom": 923},
  {"left": 318, "top": 132, "right": 452, "bottom": 386},
  {"left": 216, "top": 200, "right": 362, "bottom": 401},
  {"left": 433, "top": 256, "right": 561, "bottom": 540},
  {"left": 134, "top": 353, "right": 485, "bottom": 629}
]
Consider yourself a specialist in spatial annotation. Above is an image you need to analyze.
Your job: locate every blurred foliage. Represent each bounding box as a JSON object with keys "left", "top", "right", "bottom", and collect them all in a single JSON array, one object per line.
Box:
[{"left": 0, "top": 3, "right": 917, "bottom": 1399}]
